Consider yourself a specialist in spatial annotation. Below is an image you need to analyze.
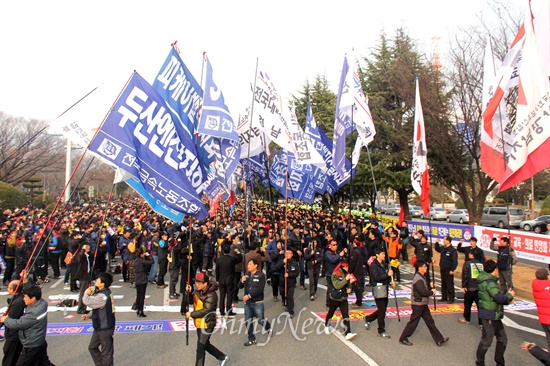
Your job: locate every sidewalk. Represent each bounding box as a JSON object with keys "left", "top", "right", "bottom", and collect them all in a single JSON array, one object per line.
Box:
[{"left": 405, "top": 246, "right": 541, "bottom": 302}]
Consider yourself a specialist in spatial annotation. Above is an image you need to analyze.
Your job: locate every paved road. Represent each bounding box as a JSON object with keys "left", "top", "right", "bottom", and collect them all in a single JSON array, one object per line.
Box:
[{"left": 1, "top": 261, "right": 544, "bottom": 366}]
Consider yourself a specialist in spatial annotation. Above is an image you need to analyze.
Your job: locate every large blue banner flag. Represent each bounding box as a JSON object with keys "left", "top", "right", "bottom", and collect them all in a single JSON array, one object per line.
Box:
[
  {"left": 269, "top": 149, "right": 315, "bottom": 204},
  {"left": 198, "top": 56, "right": 239, "bottom": 142},
  {"left": 304, "top": 101, "right": 327, "bottom": 194},
  {"left": 89, "top": 72, "right": 208, "bottom": 220},
  {"left": 320, "top": 128, "right": 352, "bottom": 195},
  {"left": 332, "top": 55, "right": 354, "bottom": 178},
  {"left": 198, "top": 56, "right": 241, "bottom": 191},
  {"left": 153, "top": 47, "right": 224, "bottom": 198}
]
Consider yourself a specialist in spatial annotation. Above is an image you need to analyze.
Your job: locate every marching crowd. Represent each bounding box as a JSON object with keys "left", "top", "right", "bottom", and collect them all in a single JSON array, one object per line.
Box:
[{"left": 0, "top": 197, "right": 549, "bottom": 365}]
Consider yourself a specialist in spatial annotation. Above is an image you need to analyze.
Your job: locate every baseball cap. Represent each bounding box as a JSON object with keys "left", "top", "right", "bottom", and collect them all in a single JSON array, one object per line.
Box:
[{"left": 195, "top": 272, "right": 210, "bottom": 283}]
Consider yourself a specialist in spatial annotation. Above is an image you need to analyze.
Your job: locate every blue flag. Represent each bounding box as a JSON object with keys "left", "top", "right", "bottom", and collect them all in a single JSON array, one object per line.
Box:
[
  {"left": 125, "top": 178, "right": 185, "bottom": 222},
  {"left": 305, "top": 101, "right": 328, "bottom": 194},
  {"left": 89, "top": 72, "right": 207, "bottom": 220},
  {"left": 319, "top": 128, "right": 352, "bottom": 195},
  {"left": 332, "top": 55, "right": 354, "bottom": 178},
  {"left": 198, "top": 56, "right": 241, "bottom": 190},
  {"left": 153, "top": 48, "right": 221, "bottom": 198},
  {"left": 198, "top": 57, "right": 239, "bottom": 142},
  {"left": 250, "top": 153, "right": 269, "bottom": 186},
  {"left": 269, "top": 149, "right": 315, "bottom": 203}
]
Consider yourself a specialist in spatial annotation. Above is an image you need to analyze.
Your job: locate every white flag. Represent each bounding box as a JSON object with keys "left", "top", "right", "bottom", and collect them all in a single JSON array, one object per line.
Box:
[{"left": 251, "top": 69, "right": 325, "bottom": 168}]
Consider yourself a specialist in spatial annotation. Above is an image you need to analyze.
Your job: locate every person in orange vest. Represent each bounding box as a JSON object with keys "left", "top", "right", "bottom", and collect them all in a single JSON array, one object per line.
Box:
[{"left": 386, "top": 230, "right": 403, "bottom": 283}]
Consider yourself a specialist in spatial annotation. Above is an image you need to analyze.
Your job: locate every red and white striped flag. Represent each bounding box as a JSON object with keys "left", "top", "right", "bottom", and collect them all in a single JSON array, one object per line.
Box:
[{"left": 411, "top": 78, "right": 430, "bottom": 216}]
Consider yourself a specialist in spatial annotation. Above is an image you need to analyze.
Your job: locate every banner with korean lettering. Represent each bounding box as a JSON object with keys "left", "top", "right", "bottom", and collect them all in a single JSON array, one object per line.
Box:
[
  {"left": 497, "top": 19, "right": 550, "bottom": 191},
  {"left": 474, "top": 226, "right": 550, "bottom": 264},
  {"left": 304, "top": 100, "right": 328, "bottom": 194},
  {"left": 238, "top": 109, "right": 268, "bottom": 159},
  {"left": 400, "top": 219, "right": 550, "bottom": 264},
  {"left": 199, "top": 55, "right": 241, "bottom": 187},
  {"left": 269, "top": 150, "right": 286, "bottom": 197},
  {"left": 125, "top": 178, "right": 184, "bottom": 222},
  {"left": 268, "top": 149, "right": 315, "bottom": 203},
  {"left": 252, "top": 70, "right": 325, "bottom": 168},
  {"left": 332, "top": 55, "right": 375, "bottom": 179},
  {"left": 152, "top": 47, "right": 219, "bottom": 197},
  {"left": 319, "top": 128, "right": 351, "bottom": 195},
  {"left": 198, "top": 56, "right": 239, "bottom": 142},
  {"left": 250, "top": 153, "right": 269, "bottom": 186},
  {"left": 88, "top": 72, "right": 207, "bottom": 220}
]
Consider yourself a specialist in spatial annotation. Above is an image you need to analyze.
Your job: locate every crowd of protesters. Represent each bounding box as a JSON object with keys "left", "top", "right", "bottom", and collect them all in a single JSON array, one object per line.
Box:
[{"left": 0, "top": 196, "right": 545, "bottom": 365}]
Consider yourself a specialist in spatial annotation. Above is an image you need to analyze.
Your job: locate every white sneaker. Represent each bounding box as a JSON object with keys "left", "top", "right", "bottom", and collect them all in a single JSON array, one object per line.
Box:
[
  {"left": 218, "top": 355, "right": 229, "bottom": 366},
  {"left": 324, "top": 326, "right": 333, "bottom": 335},
  {"left": 345, "top": 332, "right": 357, "bottom": 341}
]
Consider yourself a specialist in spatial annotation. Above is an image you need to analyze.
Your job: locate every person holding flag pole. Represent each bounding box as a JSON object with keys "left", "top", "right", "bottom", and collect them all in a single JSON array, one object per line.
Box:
[
  {"left": 411, "top": 77, "right": 436, "bottom": 309},
  {"left": 181, "top": 217, "right": 194, "bottom": 346}
]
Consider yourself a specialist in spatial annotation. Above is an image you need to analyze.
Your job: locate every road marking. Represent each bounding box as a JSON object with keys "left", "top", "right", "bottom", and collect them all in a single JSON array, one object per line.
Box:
[
  {"left": 312, "top": 312, "right": 380, "bottom": 366},
  {"left": 50, "top": 278, "right": 64, "bottom": 289},
  {"left": 506, "top": 309, "right": 539, "bottom": 320},
  {"left": 502, "top": 317, "right": 545, "bottom": 336}
]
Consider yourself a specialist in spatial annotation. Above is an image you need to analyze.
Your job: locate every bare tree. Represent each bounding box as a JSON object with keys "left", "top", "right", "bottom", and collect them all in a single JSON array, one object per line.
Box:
[{"left": 0, "top": 112, "right": 65, "bottom": 186}]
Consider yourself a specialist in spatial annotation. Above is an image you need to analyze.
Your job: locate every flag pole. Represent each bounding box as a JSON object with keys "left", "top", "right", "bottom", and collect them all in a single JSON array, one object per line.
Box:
[
  {"left": 245, "top": 57, "right": 259, "bottom": 233},
  {"left": 346, "top": 104, "right": 355, "bottom": 259},
  {"left": 365, "top": 146, "right": 380, "bottom": 216},
  {"left": 428, "top": 216, "right": 436, "bottom": 310},
  {"left": 0, "top": 85, "right": 101, "bottom": 170},
  {"left": 284, "top": 150, "right": 289, "bottom": 306}
]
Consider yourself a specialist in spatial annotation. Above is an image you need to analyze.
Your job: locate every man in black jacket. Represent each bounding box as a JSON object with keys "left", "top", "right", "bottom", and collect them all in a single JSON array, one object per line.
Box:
[
  {"left": 3, "top": 274, "right": 29, "bottom": 366},
  {"left": 215, "top": 244, "right": 241, "bottom": 317},
  {"left": 458, "top": 247, "right": 484, "bottom": 326},
  {"left": 410, "top": 231, "right": 433, "bottom": 282},
  {"left": 435, "top": 236, "right": 458, "bottom": 304},
  {"left": 275, "top": 250, "right": 299, "bottom": 317},
  {"left": 364, "top": 248, "right": 394, "bottom": 338},
  {"left": 349, "top": 239, "right": 365, "bottom": 308},
  {"left": 185, "top": 272, "right": 229, "bottom": 366},
  {"left": 239, "top": 258, "right": 272, "bottom": 346},
  {"left": 457, "top": 237, "right": 486, "bottom": 263}
]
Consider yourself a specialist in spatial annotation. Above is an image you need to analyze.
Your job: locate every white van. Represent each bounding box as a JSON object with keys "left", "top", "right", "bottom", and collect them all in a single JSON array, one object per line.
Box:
[{"left": 481, "top": 207, "right": 525, "bottom": 228}]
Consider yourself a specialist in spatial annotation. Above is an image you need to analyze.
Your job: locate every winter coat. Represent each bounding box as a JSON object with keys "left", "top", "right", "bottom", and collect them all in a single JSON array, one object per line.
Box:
[
  {"left": 133, "top": 256, "right": 153, "bottom": 285},
  {"left": 477, "top": 271, "right": 513, "bottom": 320},
  {"left": 435, "top": 243, "right": 458, "bottom": 271},
  {"left": 4, "top": 298, "right": 48, "bottom": 348},
  {"left": 190, "top": 280, "right": 219, "bottom": 329},
  {"left": 533, "top": 278, "right": 550, "bottom": 325}
]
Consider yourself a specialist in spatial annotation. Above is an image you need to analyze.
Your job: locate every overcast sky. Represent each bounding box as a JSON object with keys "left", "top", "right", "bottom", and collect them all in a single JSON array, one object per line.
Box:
[{"left": 0, "top": 0, "right": 506, "bottom": 127}]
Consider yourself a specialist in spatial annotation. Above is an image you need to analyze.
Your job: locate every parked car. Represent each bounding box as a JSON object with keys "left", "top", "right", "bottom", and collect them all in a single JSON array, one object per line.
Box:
[
  {"left": 481, "top": 207, "right": 525, "bottom": 229},
  {"left": 387, "top": 204, "right": 401, "bottom": 216},
  {"left": 410, "top": 206, "right": 423, "bottom": 218},
  {"left": 520, "top": 215, "right": 550, "bottom": 234},
  {"left": 447, "top": 209, "right": 469, "bottom": 224},
  {"left": 421, "top": 207, "right": 448, "bottom": 221},
  {"left": 376, "top": 204, "right": 389, "bottom": 214}
]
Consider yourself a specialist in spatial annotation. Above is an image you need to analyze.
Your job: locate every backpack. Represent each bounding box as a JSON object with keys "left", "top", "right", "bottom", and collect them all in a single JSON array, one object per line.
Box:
[
  {"left": 128, "top": 241, "right": 136, "bottom": 253},
  {"left": 509, "top": 247, "right": 518, "bottom": 265}
]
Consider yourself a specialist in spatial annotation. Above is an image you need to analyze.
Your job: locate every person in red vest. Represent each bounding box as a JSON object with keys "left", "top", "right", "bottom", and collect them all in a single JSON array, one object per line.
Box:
[{"left": 532, "top": 267, "right": 550, "bottom": 349}]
